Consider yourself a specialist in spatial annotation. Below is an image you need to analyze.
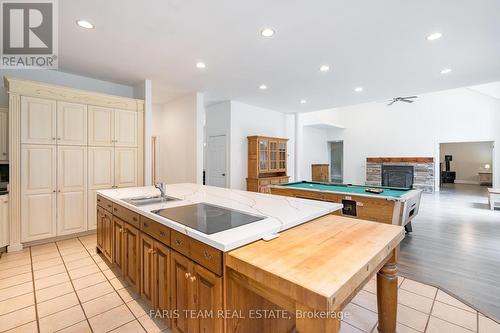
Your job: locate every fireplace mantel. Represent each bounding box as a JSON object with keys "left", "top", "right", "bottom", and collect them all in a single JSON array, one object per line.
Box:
[
  {"left": 367, "top": 157, "right": 434, "bottom": 163},
  {"left": 366, "top": 157, "right": 434, "bottom": 192}
]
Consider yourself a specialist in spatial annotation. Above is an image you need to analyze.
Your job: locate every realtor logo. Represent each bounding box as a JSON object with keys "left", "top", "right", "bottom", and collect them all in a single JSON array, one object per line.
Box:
[{"left": 1, "top": 0, "right": 58, "bottom": 68}]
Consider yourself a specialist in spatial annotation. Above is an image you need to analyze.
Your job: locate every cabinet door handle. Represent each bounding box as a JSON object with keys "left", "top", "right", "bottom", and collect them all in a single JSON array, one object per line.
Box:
[
  {"left": 175, "top": 238, "right": 183, "bottom": 246},
  {"left": 148, "top": 248, "right": 153, "bottom": 254},
  {"left": 132, "top": 217, "right": 138, "bottom": 222},
  {"left": 143, "top": 222, "right": 148, "bottom": 228},
  {"left": 159, "top": 231, "right": 166, "bottom": 237},
  {"left": 190, "top": 276, "right": 196, "bottom": 282},
  {"left": 185, "top": 272, "right": 190, "bottom": 279}
]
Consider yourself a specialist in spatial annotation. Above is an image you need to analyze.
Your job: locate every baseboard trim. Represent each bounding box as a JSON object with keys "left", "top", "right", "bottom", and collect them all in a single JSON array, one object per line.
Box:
[
  {"left": 21, "top": 230, "right": 96, "bottom": 248},
  {"left": 7, "top": 243, "right": 23, "bottom": 252},
  {"left": 454, "top": 180, "right": 480, "bottom": 185}
]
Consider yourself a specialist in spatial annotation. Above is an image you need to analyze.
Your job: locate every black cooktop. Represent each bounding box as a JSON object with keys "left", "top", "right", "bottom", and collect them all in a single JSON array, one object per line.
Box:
[{"left": 152, "top": 203, "right": 265, "bottom": 235}]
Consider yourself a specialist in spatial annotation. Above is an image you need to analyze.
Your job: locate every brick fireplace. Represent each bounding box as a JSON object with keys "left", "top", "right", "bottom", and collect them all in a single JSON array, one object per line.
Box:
[{"left": 366, "top": 157, "right": 434, "bottom": 192}]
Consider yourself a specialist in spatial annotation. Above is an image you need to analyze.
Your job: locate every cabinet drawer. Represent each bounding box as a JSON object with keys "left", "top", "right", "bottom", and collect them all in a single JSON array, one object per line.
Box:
[
  {"left": 140, "top": 216, "right": 170, "bottom": 246},
  {"left": 96, "top": 195, "right": 113, "bottom": 213},
  {"left": 280, "top": 177, "right": 290, "bottom": 184},
  {"left": 270, "top": 178, "right": 281, "bottom": 184},
  {"left": 171, "top": 230, "right": 222, "bottom": 276},
  {"left": 259, "top": 179, "right": 271, "bottom": 186},
  {"left": 171, "top": 230, "right": 190, "bottom": 257},
  {"left": 190, "top": 238, "right": 222, "bottom": 276},
  {"left": 112, "top": 203, "right": 140, "bottom": 229}
]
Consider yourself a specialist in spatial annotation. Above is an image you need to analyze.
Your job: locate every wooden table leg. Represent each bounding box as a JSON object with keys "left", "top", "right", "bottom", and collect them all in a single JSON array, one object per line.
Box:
[
  {"left": 376, "top": 251, "right": 398, "bottom": 333},
  {"left": 295, "top": 303, "right": 340, "bottom": 333}
]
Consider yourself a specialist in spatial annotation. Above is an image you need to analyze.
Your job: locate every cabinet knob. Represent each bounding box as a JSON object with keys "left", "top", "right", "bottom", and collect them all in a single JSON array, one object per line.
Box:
[
  {"left": 203, "top": 250, "right": 213, "bottom": 260},
  {"left": 175, "top": 239, "right": 183, "bottom": 246},
  {"left": 159, "top": 231, "right": 166, "bottom": 237},
  {"left": 143, "top": 222, "right": 148, "bottom": 228},
  {"left": 132, "top": 217, "right": 138, "bottom": 222}
]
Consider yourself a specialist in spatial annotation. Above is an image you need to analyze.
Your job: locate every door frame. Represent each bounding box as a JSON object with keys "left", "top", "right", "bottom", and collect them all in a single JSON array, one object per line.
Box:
[
  {"left": 206, "top": 134, "right": 229, "bottom": 188},
  {"left": 328, "top": 140, "right": 344, "bottom": 183},
  {"left": 435, "top": 140, "right": 496, "bottom": 192}
]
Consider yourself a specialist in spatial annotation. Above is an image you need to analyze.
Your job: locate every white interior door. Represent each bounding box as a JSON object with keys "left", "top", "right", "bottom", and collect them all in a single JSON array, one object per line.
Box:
[
  {"left": 114, "top": 109, "right": 138, "bottom": 147},
  {"left": 88, "top": 147, "right": 114, "bottom": 189},
  {"left": 21, "top": 145, "right": 57, "bottom": 242},
  {"left": 88, "top": 106, "right": 114, "bottom": 146},
  {"left": 57, "top": 146, "right": 87, "bottom": 235},
  {"left": 21, "top": 96, "right": 56, "bottom": 145},
  {"left": 207, "top": 135, "right": 227, "bottom": 188},
  {"left": 0, "top": 110, "right": 8, "bottom": 161},
  {"left": 115, "top": 148, "right": 137, "bottom": 188},
  {"left": 57, "top": 102, "right": 87, "bottom": 145}
]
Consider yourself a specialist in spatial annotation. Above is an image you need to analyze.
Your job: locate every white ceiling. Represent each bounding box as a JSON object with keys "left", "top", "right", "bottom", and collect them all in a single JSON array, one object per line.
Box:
[{"left": 60, "top": 0, "right": 500, "bottom": 112}]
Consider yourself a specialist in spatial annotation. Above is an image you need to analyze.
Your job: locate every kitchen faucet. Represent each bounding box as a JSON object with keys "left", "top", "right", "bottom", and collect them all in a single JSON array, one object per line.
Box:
[{"left": 155, "top": 182, "right": 167, "bottom": 198}]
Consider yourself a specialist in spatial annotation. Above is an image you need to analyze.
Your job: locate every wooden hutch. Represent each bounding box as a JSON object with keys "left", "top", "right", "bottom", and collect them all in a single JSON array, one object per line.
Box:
[{"left": 247, "top": 136, "right": 289, "bottom": 193}]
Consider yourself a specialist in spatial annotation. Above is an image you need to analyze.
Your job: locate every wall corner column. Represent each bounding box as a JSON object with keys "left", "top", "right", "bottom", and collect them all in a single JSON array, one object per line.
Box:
[
  {"left": 294, "top": 113, "right": 303, "bottom": 182},
  {"left": 8, "top": 92, "right": 22, "bottom": 252}
]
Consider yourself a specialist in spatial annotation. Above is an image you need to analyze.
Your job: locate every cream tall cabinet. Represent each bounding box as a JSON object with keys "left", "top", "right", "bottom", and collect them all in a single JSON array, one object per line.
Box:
[
  {"left": 87, "top": 106, "right": 139, "bottom": 230},
  {"left": 0, "top": 108, "right": 8, "bottom": 161},
  {"left": 6, "top": 76, "right": 144, "bottom": 248}
]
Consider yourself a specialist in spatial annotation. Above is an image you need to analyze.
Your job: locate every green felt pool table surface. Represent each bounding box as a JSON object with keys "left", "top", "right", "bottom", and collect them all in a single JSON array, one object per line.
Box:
[{"left": 279, "top": 181, "right": 411, "bottom": 198}]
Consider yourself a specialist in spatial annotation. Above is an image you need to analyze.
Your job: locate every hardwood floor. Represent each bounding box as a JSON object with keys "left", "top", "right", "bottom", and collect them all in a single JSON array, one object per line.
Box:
[{"left": 400, "top": 183, "right": 500, "bottom": 321}]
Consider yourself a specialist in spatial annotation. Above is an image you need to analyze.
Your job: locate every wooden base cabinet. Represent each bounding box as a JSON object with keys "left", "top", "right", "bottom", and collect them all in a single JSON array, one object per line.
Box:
[
  {"left": 141, "top": 234, "right": 171, "bottom": 326},
  {"left": 123, "top": 222, "right": 141, "bottom": 293},
  {"left": 171, "top": 252, "right": 191, "bottom": 333},
  {"left": 96, "top": 207, "right": 113, "bottom": 262},
  {"left": 171, "top": 251, "right": 222, "bottom": 333},
  {"left": 97, "top": 197, "right": 223, "bottom": 333},
  {"left": 113, "top": 217, "right": 125, "bottom": 273}
]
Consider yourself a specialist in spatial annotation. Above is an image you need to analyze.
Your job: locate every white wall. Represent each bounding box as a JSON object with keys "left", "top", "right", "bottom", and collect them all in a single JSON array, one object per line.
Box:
[
  {"left": 0, "top": 69, "right": 135, "bottom": 106},
  {"left": 204, "top": 101, "right": 294, "bottom": 190},
  {"left": 153, "top": 93, "right": 204, "bottom": 184},
  {"left": 440, "top": 142, "right": 493, "bottom": 184},
  {"left": 300, "top": 86, "right": 500, "bottom": 188},
  {"left": 301, "top": 127, "right": 329, "bottom": 181},
  {"left": 229, "top": 101, "right": 293, "bottom": 190}
]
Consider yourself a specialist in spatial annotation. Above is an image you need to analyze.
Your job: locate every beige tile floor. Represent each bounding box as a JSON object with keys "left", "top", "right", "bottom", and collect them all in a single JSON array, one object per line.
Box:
[{"left": 0, "top": 235, "right": 498, "bottom": 333}]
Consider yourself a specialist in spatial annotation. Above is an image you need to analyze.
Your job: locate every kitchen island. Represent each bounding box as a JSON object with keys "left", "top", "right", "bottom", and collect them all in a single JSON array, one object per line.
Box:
[{"left": 96, "top": 184, "right": 404, "bottom": 333}]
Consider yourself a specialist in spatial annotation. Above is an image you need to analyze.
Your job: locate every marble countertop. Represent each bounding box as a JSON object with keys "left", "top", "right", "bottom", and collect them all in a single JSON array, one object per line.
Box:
[{"left": 97, "top": 183, "right": 342, "bottom": 252}]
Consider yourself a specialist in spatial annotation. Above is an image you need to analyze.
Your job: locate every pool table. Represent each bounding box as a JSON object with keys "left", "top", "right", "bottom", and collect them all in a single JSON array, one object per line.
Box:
[{"left": 270, "top": 181, "right": 422, "bottom": 231}]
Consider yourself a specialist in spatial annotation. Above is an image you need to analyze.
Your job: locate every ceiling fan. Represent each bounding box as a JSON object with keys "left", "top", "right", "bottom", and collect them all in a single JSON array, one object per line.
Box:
[{"left": 386, "top": 96, "right": 418, "bottom": 106}]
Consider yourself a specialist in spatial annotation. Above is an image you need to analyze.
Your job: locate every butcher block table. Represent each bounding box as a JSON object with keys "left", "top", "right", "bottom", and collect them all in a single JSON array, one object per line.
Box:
[{"left": 225, "top": 215, "right": 405, "bottom": 333}]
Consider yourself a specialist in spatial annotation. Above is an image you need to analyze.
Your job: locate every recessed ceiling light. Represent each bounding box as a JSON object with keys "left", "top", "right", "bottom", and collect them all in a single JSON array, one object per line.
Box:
[
  {"left": 76, "top": 20, "right": 94, "bottom": 29},
  {"left": 427, "top": 32, "right": 442, "bottom": 41},
  {"left": 319, "top": 65, "right": 330, "bottom": 72},
  {"left": 261, "top": 28, "right": 275, "bottom": 37},
  {"left": 440, "top": 68, "right": 452, "bottom": 74},
  {"left": 354, "top": 87, "right": 364, "bottom": 92},
  {"left": 300, "top": 99, "right": 307, "bottom": 104},
  {"left": 259, "top": 84, "right": 267, "bottom": 90},
  {"left": 196, "top": 62, "right": 206, "bottom": 69}
]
